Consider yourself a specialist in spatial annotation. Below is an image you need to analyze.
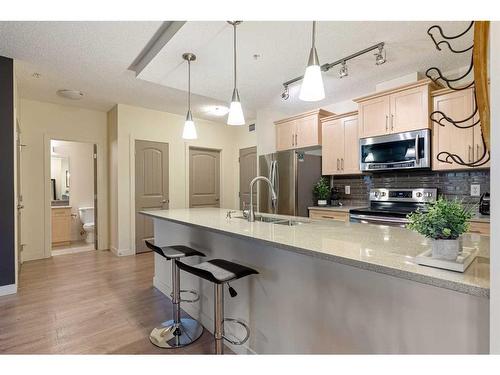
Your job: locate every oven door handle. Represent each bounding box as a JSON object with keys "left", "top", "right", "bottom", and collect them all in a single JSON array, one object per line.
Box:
[{"left": 350, "top": 214, "right": 409, "bottom": 224}]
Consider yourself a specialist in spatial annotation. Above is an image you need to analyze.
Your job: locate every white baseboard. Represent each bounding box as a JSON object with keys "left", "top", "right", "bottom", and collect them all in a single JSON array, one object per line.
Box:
[
  {"left": 110, "top": 247, "right": 135, "bottom": 257},
  {"left": 0, "top": 283, "right": 17, "bottom": 296},
  {"left": 152, "top": 276, "right": 255, "bottom": 354}
]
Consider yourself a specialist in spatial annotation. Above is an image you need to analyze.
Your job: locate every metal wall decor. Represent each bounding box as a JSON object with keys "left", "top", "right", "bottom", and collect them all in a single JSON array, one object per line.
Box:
[{"left": 426, "top": 21, "right": 490, "bottom": 167}]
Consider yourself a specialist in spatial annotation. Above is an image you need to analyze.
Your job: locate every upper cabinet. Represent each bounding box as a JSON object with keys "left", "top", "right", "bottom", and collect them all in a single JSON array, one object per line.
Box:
[
  {"left": 432, "top": 87, "right": 490, "bottom": 170},
  {"left": 275, "top": 109, "right": 334, "bottom": 151},
  {"left": 321, "top": 111, "right": 360, "bottom": 175},
  {"left": 355, "top": 79, "right": 436, "bottom": 138}
]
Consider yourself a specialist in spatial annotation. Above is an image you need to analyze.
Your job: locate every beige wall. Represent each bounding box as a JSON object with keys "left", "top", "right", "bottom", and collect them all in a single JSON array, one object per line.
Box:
[
  {"left": 51, "top": 140, "right": 94, "bottom": 242},
  {"left": 19, "top": 99, "right": 108, "bottom": 261},
  {"left": 109, "top": 104, "right": 256, "bottom": 256}
]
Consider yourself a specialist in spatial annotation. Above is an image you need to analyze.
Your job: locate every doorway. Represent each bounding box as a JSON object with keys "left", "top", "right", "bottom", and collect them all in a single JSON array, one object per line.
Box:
[
  {"left": 239, "top": 146, "right": 257, "bottom": 210},
  {"left": 49, "top": 140, "right": 97, "bottom": 256},
  {"left": 189, "top": 147, "right": 221, "bottom": 208},
  {"left": 135, "top": 140, "right": 169, "bottom": 254}
]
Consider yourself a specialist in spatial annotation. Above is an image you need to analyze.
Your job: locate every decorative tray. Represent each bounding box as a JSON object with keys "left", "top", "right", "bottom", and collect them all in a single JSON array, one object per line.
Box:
[{"left": 415, "top": 247, "right": 478, "bottom": 273}]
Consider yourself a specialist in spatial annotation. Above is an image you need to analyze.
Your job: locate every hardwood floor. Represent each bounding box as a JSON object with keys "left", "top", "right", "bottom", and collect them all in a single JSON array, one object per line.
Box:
[{"left": 0, "top": 250, "right": 221, "bottom": 354}]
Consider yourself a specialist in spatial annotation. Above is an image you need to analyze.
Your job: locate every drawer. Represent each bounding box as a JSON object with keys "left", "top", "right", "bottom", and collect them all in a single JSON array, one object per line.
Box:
[
  {"left": 468, "top": 221, "right": 490, "bottom": 235},
  {"left": 309, "top": 209, "right": 348, "bottom": 222},
  {"left": 52, "top": 208, "right": 71, "bottom": 217}
]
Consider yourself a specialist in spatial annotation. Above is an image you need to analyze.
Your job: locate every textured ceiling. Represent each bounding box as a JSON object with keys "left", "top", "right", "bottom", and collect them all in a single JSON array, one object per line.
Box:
[{"left": 0, "top": 21, "right": 473, "bottom": 123}]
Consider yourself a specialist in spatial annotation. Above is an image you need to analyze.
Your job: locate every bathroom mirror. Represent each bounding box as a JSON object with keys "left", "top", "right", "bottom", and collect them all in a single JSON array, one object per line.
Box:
[{"left": 51, "top": 156, "right": 70, "bottom": 202}]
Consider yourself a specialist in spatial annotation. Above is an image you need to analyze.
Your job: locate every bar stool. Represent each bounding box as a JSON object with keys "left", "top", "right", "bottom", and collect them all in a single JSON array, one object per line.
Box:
[
  {"left": 176, "top": 258, "right": 258, "bottom": 354},
  {"left": 145, "top": 240, "right": 206, "bottom": 349}
]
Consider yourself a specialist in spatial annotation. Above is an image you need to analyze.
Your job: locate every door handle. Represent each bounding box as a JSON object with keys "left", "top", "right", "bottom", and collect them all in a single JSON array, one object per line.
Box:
[
  {"left": 385, "top": 115, "right": 388, "bottom": 132},
  {"left": 415, "top": 135, "right": 420, "bottom": 164},
  {"left": 336, "top": 158, "right": 340, "bottom": 171},
  {"left": 215, "top": 198, "right": 220, "bottom": 201},
  {"left": 291, "top": 134, "right": 295, "bottom": 147},
  {"left": 468, "top": 145, "right": 472, "bottom": 162},
  {"left": 391, "top": 114, "right": 394, "bottom": 131},
  {"left": 295, "top": 134, "right": 298, "bottom": 147},
  {"left": 161, "top": 200, "right": 167, "bottom": 203},
  {"left": 341, "top": 158, "right": 344, "bottom": 170},
  {"left": 476, "top": 144, "right": 480, "bottom": 160},
  {"left": 17, "top": 204, "right": 24, "bottom": 210}
]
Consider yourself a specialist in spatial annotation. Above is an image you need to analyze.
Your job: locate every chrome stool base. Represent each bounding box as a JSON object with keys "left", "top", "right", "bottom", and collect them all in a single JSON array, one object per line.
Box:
[{"left": 149, "top": 318, "right": 203, "bottom": 348}]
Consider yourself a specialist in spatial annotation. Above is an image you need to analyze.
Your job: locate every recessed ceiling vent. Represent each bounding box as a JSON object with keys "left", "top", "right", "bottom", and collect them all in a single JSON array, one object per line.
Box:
[{"left": 57, "top": 89, "right": 84, "bottom": 100}]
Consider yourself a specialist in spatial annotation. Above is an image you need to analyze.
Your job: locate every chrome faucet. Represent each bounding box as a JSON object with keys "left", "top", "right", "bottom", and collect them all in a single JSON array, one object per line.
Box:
[{"left": 248, "top": 176, "right": 277, "bottom": 222}]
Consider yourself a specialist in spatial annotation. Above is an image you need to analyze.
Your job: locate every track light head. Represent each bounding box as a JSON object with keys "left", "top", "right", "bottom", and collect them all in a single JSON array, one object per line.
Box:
[
  {"left": 281, "top": 85, "right": 290, "bottom": 100},
  {"left": 375, "top": 45, "right": 386, "bottom": 65},
  {"left": 339, "top": 61, "right": 348, "bottom": 78}
]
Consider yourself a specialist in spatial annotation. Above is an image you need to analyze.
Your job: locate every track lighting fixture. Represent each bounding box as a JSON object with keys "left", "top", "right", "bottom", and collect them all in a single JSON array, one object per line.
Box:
[
  {"left": 281, "top": 85, "right": 290, "bottom": 100},
  {"left": 339, "top": 61, "right": 348, "bottom": 78},
  {"left": 375, "top": 45, "right": 386, "bottom": 65}
]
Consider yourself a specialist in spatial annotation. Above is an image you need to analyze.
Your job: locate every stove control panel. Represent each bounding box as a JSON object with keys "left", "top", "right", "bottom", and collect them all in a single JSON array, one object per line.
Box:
[{"left": 369, "top": 188, "right": 437, "bottom": 203}]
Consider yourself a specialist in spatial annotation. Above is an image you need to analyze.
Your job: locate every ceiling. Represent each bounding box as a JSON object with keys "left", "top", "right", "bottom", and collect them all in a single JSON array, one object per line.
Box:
[{"left": 0, "top": 21, "right": 473, "bottom": 123}]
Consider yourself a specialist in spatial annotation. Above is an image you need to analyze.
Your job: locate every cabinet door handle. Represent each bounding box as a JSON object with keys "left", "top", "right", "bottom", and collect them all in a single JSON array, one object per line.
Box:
[
  {"left": 385, "top": 115, "right": 388, "bottom": 131},
  {"left": 295, "top": 134, "right": 298, "bottom": 146},
  {"left": 391, "top": 114, "right": 394, "bottom": 131},
  {"left": 341, "top": 158, "right": 344, "bottom": 170},
  {"left": 292, "top": 134, "right": 295, "bottom": 146},
  {"left": 476, "top": 144, "right": 480, "bottom": 159},
  {"left": 468, "top": 145, "right": 472, "bottom": 162},
  {"left": 336, "top": 158, "right": 340, "bottom": 170}
]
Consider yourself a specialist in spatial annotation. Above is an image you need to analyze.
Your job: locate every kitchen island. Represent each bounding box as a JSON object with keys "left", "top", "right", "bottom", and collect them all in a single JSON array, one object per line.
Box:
[{"left": 142, "top": 208, "right": 489, "bottom": 354}]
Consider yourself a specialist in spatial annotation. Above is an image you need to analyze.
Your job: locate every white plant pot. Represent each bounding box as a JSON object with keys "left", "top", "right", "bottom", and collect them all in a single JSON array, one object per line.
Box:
[
  {"left": 318, "top": 199, "right": 327, "bottom": 206},
  {"left": 431, "top": 238, "right": 462, "bottom": 260}
]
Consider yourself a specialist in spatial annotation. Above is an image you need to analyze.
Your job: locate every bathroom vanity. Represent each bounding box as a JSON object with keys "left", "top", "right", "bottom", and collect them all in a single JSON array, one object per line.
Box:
[{"left": 51, "top": 206, "right": 72, "bottom": 247}]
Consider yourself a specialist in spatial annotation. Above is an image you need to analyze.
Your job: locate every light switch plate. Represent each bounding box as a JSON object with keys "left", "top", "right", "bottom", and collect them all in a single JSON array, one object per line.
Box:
[
  {"left": 471, "top": 184, "right": 481, "bottom": 197},
  {"left": 345, "top": 185, "right": 351, "bottom": 195}
]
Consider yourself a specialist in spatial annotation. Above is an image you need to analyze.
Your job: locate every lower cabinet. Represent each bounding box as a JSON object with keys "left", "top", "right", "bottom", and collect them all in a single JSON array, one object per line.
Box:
[
  {"left": 309, "top": 209, "right": 349, "bottom": 222},
  {"left": 468, "top": 220, "right": 490, "bottom": 236},
  {"left": 52, "top": 207, "right": 72, "bottom": 247}
]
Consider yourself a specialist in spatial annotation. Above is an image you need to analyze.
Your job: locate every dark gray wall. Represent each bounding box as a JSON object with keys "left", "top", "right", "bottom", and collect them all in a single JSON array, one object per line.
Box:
[
  {"left": 0, "top": 56, "right": 15, "bottom": 287},
  {"left": 331, "top": 170, "right": 490, "bottom": 213}
]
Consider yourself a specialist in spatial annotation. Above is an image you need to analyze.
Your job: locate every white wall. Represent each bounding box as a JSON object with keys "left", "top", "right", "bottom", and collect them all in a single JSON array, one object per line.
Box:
[
  {"left": 490, "top": 21, "right": 499, "bottom": 354},
  {"left": 51, "top": 140, "right": 94, "bottom": 242},
  {"left": 109, "top": 104, "right": 255, "bottom": 256},
  {"left": 19, "top": 99, "right": 108, "bottom": 261}
]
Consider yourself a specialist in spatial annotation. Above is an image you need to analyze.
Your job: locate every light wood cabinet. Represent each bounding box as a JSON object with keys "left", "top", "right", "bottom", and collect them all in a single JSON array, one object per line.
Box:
[
  {"left": 52, "top": 207, "right": 72, "bottom": 247},
  {"left": 309, "top": 209, "right": 349, "bottom": 222},
  {"left": 432, "top": 87, "right": 490, "bottom": 170},
  {"left": 355, "top": 79, "right": 434, "bottom": 138},
  {"left": 321, "top": 111, "right": 360, "bottom": 175},
  {"left": 274, "top": 109, "right": 333, "bottom": 151}
]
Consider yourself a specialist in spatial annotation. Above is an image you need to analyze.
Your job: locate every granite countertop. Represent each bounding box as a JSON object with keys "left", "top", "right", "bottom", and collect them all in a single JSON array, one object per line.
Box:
[
  {"left": 308, "top": 205, "right": 366, "bottom": 213},
  {"left": 141, "top": 208, "right": 490, "bottom": 298}
]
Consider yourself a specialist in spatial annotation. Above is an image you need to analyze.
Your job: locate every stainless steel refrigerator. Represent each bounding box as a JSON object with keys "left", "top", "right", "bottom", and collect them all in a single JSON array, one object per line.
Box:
[{"left": 258, "top": 150, "right": 322, "bottom": 217}]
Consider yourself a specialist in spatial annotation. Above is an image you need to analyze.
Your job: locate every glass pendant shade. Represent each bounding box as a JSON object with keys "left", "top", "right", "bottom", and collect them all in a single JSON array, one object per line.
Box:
[
  {"left": 299, "top": 47, "right": 325, "bottom": 102},
  {"left": 227, "top": 88, "right": 245, "bottom": 126},
  {"left": 182, "top": 110, "right": 197, "bottom": 140}
]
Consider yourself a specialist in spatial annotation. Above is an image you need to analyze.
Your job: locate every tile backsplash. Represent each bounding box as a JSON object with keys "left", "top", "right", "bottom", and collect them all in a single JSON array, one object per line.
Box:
[{"left": 331, "top": 170, "right": 490, "bottom": 212}]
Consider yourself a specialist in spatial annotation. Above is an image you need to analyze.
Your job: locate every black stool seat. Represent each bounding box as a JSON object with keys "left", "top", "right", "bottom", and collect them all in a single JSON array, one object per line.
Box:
[
  {"left": 145, "top": 240, "right": 205, "bottom": 259},
  {"left": 176, "top": 259, "right": 258, "bottom": 284}
]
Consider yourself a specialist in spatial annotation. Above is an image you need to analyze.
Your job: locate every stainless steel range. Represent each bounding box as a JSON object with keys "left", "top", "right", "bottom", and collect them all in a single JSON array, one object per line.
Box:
[{"left": 349, "top": 188, "right": 437, "bottom": 227}]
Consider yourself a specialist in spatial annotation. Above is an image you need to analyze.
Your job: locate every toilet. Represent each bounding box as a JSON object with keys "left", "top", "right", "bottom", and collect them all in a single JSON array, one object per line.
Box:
[{"left": 78, "top": 207, "right": 95, "bottom": 244}]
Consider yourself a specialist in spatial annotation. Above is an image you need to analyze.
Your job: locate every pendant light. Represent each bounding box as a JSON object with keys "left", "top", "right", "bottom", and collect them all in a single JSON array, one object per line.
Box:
[
  {"left": 182, "top": 53, "right": 197, "bottom": 140},
  {"left": 227, "top": 21, "right": 245, "bottom": 126},
  {"left": 299, "top": 21, "right": 325, "bottom": 102}
]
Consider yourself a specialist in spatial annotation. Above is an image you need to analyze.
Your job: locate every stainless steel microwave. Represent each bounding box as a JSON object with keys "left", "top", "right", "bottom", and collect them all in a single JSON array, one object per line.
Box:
[{"left": 359, "top": 129, "right": 431, "bottom": 171}]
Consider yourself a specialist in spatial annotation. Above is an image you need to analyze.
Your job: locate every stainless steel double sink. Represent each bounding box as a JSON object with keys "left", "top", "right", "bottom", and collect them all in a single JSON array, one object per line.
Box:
[{"left": 234, "top": 215, "right": 308, "bottom": 226}]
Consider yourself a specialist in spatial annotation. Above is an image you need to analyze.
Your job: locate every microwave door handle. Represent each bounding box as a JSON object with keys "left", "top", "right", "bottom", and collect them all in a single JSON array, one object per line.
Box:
[{"left": 415, "top": 135, "right": 420, "bottom": 164}]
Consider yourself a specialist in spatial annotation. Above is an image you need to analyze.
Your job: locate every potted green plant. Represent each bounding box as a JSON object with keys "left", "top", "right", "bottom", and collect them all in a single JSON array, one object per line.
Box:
[
  {"left": 406, "top": 198, "right": 473, "bottom": 260},
  {"left": 313, "top": 177, "right": 330, "bottom": 206}
]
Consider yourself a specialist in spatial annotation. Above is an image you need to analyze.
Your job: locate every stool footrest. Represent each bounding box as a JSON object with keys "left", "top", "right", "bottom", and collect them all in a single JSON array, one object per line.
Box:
[
  {"left": 222, "top": 318, "right": 250, "bottom": 345},
  {"left": 170, "top": 289, "right": 200, "bottom": 303}
]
